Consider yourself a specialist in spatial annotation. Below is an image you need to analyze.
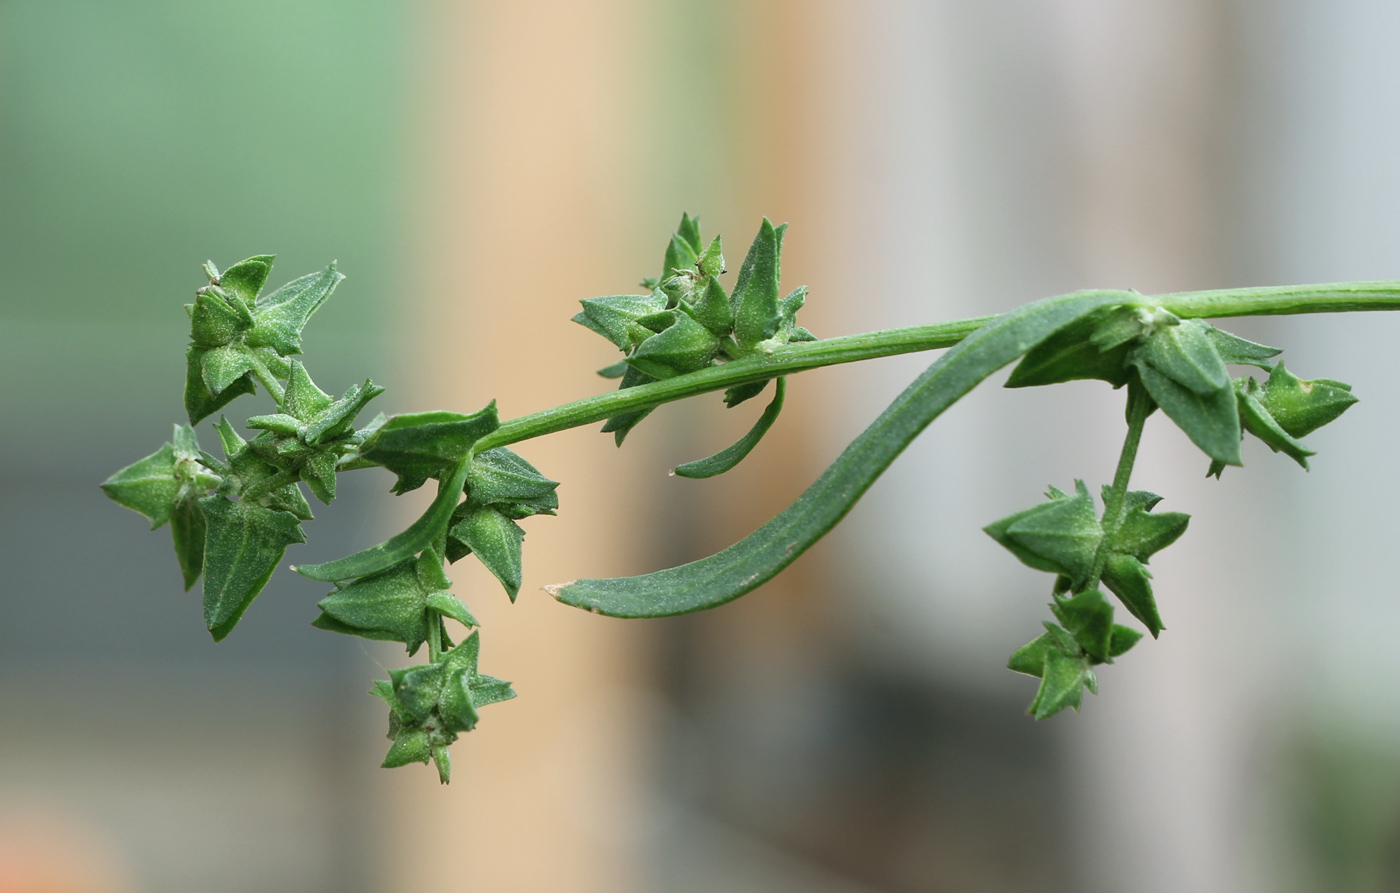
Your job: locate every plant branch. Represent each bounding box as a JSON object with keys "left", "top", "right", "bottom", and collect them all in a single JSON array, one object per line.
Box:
[
  {"left": 480, "top": 282, "right": 1400, "bottom": 451},
  {"left": 1086, "top": 379, "right": 1153, "bottom": 588}
]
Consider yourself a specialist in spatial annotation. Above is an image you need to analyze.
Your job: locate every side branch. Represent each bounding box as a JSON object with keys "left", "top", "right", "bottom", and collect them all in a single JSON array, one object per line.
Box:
[{"left": 481, "top": 282, "right": 1400, "bottom": 450}]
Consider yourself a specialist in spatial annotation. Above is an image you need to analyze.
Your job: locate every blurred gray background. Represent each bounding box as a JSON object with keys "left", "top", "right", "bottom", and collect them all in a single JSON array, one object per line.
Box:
[{"left": 4, "top": 2, "right": 1400, "bottom": 891}]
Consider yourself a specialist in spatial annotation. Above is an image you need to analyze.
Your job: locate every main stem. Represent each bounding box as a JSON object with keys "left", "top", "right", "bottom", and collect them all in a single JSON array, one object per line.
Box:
[{"left": 474, "top": 282, "right": 1400, "bottom": 452}]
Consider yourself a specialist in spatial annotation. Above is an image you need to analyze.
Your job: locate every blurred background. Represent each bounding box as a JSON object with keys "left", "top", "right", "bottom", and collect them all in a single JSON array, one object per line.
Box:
[{"left": 6, "top": 1, "right": 1400, "bottom": 890}]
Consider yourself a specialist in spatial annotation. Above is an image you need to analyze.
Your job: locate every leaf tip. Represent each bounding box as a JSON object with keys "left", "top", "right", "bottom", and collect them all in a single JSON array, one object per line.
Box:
[{"left": 542, "top": 581, "right": 573, "bottom": 599}]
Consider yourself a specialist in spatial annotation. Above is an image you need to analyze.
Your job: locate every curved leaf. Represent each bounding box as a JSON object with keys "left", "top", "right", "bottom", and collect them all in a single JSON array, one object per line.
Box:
[
  {"left": 674, "top": 377, "right": 786, "bottom": 479},
  {"left": 550, "top": 289, "right": 1130, "bottom": 617},
  {"left": 294, "top": 459, "right": 470, "bottom": 582}
]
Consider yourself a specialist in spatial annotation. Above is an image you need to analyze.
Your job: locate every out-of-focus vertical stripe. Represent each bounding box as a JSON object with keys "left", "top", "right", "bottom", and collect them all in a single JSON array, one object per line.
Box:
[{"left": 386, "top": 3, "right": 653, "bottom": 890}]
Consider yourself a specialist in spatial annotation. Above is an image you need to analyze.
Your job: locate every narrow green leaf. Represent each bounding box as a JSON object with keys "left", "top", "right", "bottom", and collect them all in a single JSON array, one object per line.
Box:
[
  {"left": 1100, "top": 553, "right": 1163, "bottom": 637},
  {"left": 596, "top": 360, "right": 629, "bottom": 379},
  {"left": 302, "top": 380, "right": 386, "bottom": 445},
  {"left": 677, "top": 212, "right": 703, "bottom": 254},
  {"left": 574, "top": 294, "right": 668, "bottom": 351},
  {"left": 170, "top": 492, "right": 206, "bottom": 590},
  {"left": 1133, "top": 361, "right": 1242, "bottom": 466},
  {"left": 200, "top": 496, "right": 306, "bottom": 641},
  {"left": 358, "top": 404, "right": 500, "bottom": 495},
  {"left": 731, "top": 218, "right": 782, "bottom": 347},
  {"left": 1005, "top": 309, "right": 1134, "bottom": 388},
  {"left": 426, "top": 592, "right": 479, "bottom": 628},
  {"left": 1133, "top": 319, "right": 1229, "bottom": 395},
  {"left": 551, "top": 289, "right": 1131, "bottom": 617},
  {"left": 674, "top": 377, "right": 786, "bottom": 479},
  {"left": 294, "top": 458, "right": 470, "bottom": 582},
  {"left": 247, "top": 262, "right": 343, "bottom": 356},
  {"left": 453, "top": 506, "right": 524, "bottom": 600},
  {"left": 1205, "top": 326, "right": 1280, "bottom": 369}
]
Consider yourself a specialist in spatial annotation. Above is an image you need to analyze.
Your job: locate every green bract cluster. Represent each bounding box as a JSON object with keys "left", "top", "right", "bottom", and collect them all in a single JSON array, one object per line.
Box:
[
  {"left": 992, "top": 306, "right": 1357, "bottom": 717},
  {"left": 103, "top": 217, "right": 1392, "bottom": 780},
  {"left": 575, "top": 214, "right": 811, "bottom": 476},
  {"left": 101, "top": 257, "right": 553, "bottom": 781}
]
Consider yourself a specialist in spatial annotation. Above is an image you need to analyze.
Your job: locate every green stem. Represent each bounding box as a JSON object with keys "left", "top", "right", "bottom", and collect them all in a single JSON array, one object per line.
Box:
[
  {"left": 478, "top": 282, "right": 1400, "bottom": 452},
  {"left": 428, "top": 614, "right": 443, "bottom": 663},
  {"left": 1086, "top": 379, "right": 1153, "bottom": 589},
  {"left": 249, "top": 356, "right": 287, "bottom": 405}
]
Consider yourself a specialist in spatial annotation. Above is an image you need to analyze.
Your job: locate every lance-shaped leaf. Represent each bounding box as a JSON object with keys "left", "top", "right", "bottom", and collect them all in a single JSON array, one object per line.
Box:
[
  {"left": 573, "top": 293, "right": 668, "bottom": 352},
  {"left": 1206, "top": 327, "right": 1280, "bottom": 370},
  {"left": 358, "top": 404, "right": 500, "bottom": 495},
  {"left": 246, "top": 262, "right": 343, "bottom": 356},
  {"left": 1006, "top": 305, "right": 1140, "bottom": 388},
  {"left": 984, "top": 480, "right": 1103, "bottom": 588},
  {"left": 1100, "top": 552, "right": 1163, "bottom": 637},
  {"left": 295, "top": 459, "right": 470, "bottom": 583},
  {"left": 677, "top": 212, "right": 703, "bottom": 255},
  {"left": 675, "top": 377, "right": 786, "bottom": 479},
  {"left": 451, "top": 506, "right": 524, "bottom": 600},
  {"left": 551, "top": 289, "right": 1133, "bottom": 617},
  {"left": 170, "top": 491, "right": 207, "bottom": 591},
  {"left": 626, "top": 313, "right": 722, "bottom": 379},
  {"left": 1132, "top": 361, "right": 1242, "bottom": 466},
  {"left": 1255, "top": 362, "right": 1357, "bottom": 438},
  {"left": 730, "top": 218, "right": 783, "bottom": 348},
  {"left": 1132, "top": 319, "right": 1229, "bottom": 395},
  {"left": 596, "top": 360, "right": 629, "bottom": 379},
  {"left": 302, "top": 379, "right": 386, "bottom": 445},
  {"left": 467, "top": 447, "right": 559, "bottom": 508},
  {"left": 200, "top": 495, "right": 306, "bottom": 641}
]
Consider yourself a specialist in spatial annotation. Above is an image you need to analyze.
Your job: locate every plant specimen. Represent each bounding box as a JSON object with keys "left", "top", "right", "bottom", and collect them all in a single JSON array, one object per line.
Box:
[{"left": 103, "top": 214, "right": 1385, "bottom": 780}]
